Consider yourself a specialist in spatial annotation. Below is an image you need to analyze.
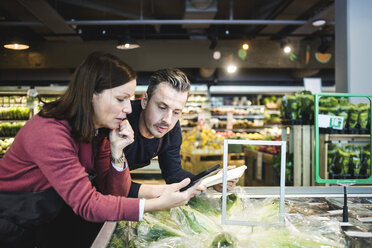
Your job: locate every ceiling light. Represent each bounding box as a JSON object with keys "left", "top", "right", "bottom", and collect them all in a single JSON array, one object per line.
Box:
[
  {"left": 4, "top": 36, "right": 30, "bottom": 50},
  {"left": 242, "top": 42, "right": 249, "bottom": 50},
  {"left": 312, "top": 19, "right": 326, "bottom": 27},
  {"left": 281, "top": 39, "right": 292, "bottom": 54},
  {"left": 283, "top": 45, "right": 291, "bottom": 54},
  {"left": 4, "top": 43, "right": 30, "bottom": 50},
  {"left": 213, "top": 51, "right": 221, "bottom": 60},
  {"left": 116, "top": 39, "right": 140, "bottom": 50},
  {"left": 227, "top": 64, "right": 237, "bottom": 73}
]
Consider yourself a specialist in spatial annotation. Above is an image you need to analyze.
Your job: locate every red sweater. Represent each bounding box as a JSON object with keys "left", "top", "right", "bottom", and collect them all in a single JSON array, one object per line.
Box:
[{"left": 0, "top": 115, "right": 140, "bottom": 222}]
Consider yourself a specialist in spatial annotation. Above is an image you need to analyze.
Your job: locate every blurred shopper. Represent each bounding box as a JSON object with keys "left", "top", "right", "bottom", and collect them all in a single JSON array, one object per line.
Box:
[
  {"left": 124, "top": 68, "right": 237, "bottom": 194},
  {"left": 0, "top": 52, "right": 202, "bottom": 248}
]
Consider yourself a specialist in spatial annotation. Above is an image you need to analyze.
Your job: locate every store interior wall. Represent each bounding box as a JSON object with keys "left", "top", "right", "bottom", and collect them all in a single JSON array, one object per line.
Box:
[
  {"left": 347, "top": 0, "right": 372, "bottom": 95},
  {"left": 336, "top": 0, "right": 372, "bottom": 94}
]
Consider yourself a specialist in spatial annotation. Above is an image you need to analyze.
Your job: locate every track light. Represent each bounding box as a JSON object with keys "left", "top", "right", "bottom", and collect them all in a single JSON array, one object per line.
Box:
[
  {"left": 242, "top": 42, "right": 249, "bottom": 50},
  {"left": 312, "top": 19, "right": 326, "bottom": 27},
  {"left": 213, "top": 51, "right": 221, "bottom": 60},
  {"left": 116, "top": 38, "right": 140, "bottom": 50},
  {"left": 283, "top": 45, "right": 291, "bottom": 54},
  {"left": 4, "top": 37, "right": 30, "bottom": 50},
  {"left": 209, "top": 39, "right": 218, "bottom": 50},
  {"left": 227, "top": 64, "right": 237, "bottom": 73},
  {"left": 318, "top": 37, "right": 331, "bottom": 53},
  {"left": 281, "top": 39, "right": 292, "bottom": 54}
]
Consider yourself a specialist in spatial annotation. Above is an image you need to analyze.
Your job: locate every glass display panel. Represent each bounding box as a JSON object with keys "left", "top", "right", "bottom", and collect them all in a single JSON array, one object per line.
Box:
[{"left": 315, "top": 93, "right": 372, "bottom": 183}]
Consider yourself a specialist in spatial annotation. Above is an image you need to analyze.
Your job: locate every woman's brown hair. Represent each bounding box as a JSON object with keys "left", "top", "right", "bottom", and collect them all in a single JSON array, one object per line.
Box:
[{"left": 39, "top": 51, "right": 136, "bottom": 143}]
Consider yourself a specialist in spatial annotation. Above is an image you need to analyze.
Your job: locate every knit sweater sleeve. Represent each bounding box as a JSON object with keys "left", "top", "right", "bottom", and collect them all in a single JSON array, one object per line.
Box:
[
  {"left": 94, "top": 137, "right": 133, "bottom": 197},
  {"left": 23, "top": 117, "right": 140, "bottom": 222}
]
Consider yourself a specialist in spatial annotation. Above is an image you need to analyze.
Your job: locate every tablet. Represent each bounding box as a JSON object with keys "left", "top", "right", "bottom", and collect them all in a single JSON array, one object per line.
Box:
[{"left": 180, "top": 164, "right": 220, "bottom": 192}]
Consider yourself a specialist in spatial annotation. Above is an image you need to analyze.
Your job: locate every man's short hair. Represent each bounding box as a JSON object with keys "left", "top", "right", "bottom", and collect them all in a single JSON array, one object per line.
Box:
[{"left": 147, "top": 68, "right": 191, "bottom": 100}]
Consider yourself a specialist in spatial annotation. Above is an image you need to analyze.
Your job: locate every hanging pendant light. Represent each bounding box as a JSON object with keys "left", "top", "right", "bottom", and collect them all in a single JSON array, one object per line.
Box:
[
  {"left": 116, "top": 38, "right": 140, "bottom": 50},
  {"left": 4, "top": 37, "right": 30, "bottom": 50}
]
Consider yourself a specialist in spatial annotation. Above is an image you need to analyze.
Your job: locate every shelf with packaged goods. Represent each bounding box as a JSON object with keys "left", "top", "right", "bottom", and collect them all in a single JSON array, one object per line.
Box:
[
  {"left": 211, "top": 115, "right": 264, "bottom": 120},
  {"left": 318, "top": 133, "right": 371, "bottom": 183},
  {"left": 181, "top": 114, "right": 198, "bottom": 120},
  {"left": 323, "top": 134, "right": 370, "bottom": 144},
  {"left": 213, "top": 124, "right": 283, "bottom": 132},
  {"left": 210, "top": 105, "right": 265, "bottom": 116}
]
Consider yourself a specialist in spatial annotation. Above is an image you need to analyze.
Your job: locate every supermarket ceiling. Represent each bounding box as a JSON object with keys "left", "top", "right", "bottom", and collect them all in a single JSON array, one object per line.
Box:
[{"left": 0, "top": 0, "right": 335, "bottom": 43}]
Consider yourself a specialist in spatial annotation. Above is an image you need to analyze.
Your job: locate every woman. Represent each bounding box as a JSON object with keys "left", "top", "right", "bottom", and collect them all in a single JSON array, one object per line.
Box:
[{"left": 0, "top": 51, "right": 203, "bottom": 248}]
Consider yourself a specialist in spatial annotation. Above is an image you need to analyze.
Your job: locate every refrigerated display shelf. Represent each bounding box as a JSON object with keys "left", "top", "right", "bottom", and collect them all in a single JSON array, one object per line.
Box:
[{"left": 92, "top": 186, "right": 372, "bottom": 248}]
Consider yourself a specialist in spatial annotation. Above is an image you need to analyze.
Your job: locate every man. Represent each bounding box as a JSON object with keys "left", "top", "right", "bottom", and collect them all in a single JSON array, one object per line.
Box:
[{"left": 124, "top": 68, "right": 235, "bottom": 194}]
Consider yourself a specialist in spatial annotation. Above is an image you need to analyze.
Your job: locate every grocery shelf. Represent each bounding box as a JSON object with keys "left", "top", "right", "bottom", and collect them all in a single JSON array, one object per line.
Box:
[
  {"left": 181, "top": 114, "right": 198, "bottom": 119},
  {"left": 214, "top": 128, "right": 265, "bottom": 132},
  {"left": 211, "top": 115, "right": 264, "bottom": 119},
  {"left": 0, "top": 119, "right": 28, "bottom": 122},
  {"left": 209, "top": 85, "right": 336, "bottom": 94},
  {"left": 212, "top": 105, "right": 265, "bottom": 109}
]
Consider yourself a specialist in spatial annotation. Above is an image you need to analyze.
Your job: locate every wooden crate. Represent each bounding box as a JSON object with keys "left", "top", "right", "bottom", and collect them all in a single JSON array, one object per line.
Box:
[{"left": 244, "top": 149, "right": 276, "bottom": 186}]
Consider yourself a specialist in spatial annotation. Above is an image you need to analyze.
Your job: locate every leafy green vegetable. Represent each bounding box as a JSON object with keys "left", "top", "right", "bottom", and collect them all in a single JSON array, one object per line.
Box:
[
  {"left": 210, "top": 232, "right": 237, "bottom": 248},
  {"left": 137, "top": 214, "right": 186, "bottom": 241},
  {"left": 226, "top": 193, "right": 238, "bottom": 212},
  {"left": 173, "top": 206, "right": 220, "bottom": 234},
  {"left": 187, "top": 196, "right": 220, "bottom": 216}
]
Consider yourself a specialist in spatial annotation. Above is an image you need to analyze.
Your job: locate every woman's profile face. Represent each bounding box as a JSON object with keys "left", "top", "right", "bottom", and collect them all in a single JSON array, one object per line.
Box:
[{"left": 92, "top": 79, "right": 136, "bottom": 129}]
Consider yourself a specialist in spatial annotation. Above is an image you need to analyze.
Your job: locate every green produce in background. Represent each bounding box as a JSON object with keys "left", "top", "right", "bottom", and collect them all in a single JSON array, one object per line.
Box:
[
  {"left": 328, "top": 144, "right": 371, "bottom": 179},
  {"left": 319, "top": 97, "right": 338, "bottom": 108},
  {"left": 337, "top": 109, "right": 348, "bottom": 129},
  {"left": 280, "top": 95, "right": 298, "bottom": 121},
  {"left": 348, "top": 104, "right": 358, "bottom": 129},
  {"left": 326, "top": 106, "right": 339, "bottom": 116},
  {"left": 337, "top": 149, "right": 350, "bottom": 175},
  {"left": 0, "top": 107, "right": 30, "bottom": 120},
  {"left": 327, "top": 144, "right": 339, "bottom": 175},
  {"left": 349, "top": 146, "right": 361, "bottom": 175},
  {"left": 0, "top": 122, "right": 25, "bottom": 137},
  {"left": 298, "top": 91, "right": 314, "bottom": 124},
  {"left": 0, "top": 138, "right": 14, "bottom": 155},
  {"left": 358, "top": 104, "right": 369, "bottom": 129},
  {"left": 360, "top": 148, "right": 371, "bottom": 176}
]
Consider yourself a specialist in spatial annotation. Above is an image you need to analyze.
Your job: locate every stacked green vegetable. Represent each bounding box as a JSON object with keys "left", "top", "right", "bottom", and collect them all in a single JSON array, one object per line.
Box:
[
  {"left": 0, "top": 138, "right": 14, "bottom": 155},
  {"left": 280, "top": 91, "right": 315, "bottom": 125},
  {"left": 0, "top": 107, "right": 30, "bottom": 120},
  {"left": 108, "top": 193, "right": 345, "bottom": 248},
  {"left": 327, "top": 143, "right": 371, "bottom": 179},
  {"left": 319, "top": 96, "right": 371, "bottom": 132},
  {"left": 0, "top": 122, "right": 25, "bottom": 137}
]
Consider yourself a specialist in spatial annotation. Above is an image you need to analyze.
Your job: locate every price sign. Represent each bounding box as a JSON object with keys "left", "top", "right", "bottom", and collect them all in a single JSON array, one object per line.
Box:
[
  {"left": 318, "top": 114, "right": 344, "bottom": 130},
  {"left": 226, "top": 111, "right": 233, "bottom": 130},
  {"left": 198, "top": 111, "right": 206, "bottom": 128}
]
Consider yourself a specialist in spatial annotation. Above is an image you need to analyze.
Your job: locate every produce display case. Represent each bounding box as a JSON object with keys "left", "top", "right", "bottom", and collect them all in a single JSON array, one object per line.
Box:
[
  {"left": 314, "top": 93, "right": 372, "bottom": 184},
  {"left": 91, "top": 186, "right": 372, "bottom": 248}
]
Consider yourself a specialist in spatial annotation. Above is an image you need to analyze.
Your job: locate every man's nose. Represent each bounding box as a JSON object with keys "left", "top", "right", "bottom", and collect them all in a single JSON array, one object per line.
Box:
[{"left": 162, "top": 110, "right": 172, "bottom": 124}]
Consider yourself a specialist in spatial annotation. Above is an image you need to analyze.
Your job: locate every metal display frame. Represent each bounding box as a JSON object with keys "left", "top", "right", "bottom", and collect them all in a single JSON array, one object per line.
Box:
[
  {"left": 314, "top": 93, "right": 372, "bottom": 184},
  {"left": 221, "top": 139, "right": 287, "bottom": 226}
]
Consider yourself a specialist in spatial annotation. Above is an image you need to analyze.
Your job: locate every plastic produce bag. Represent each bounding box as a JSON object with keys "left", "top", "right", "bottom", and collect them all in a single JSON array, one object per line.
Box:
[{"left": 109, "top": 193, "right": 348, "bottom": 248}]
